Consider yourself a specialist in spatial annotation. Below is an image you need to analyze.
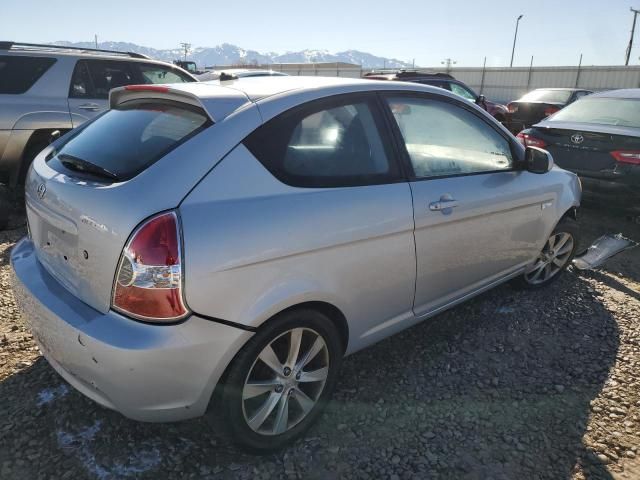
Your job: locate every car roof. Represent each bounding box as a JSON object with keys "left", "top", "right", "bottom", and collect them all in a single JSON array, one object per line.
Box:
[
  {"left": 111, "top": 76, "right": 469, "bottom": 122},
  {"left": 530, "top": 88, "right": 586, "bottom": 91},
  {"left": 589, "top": 88, "right": 640, "bottom": 99},
  {"left": 193, "top": 76, "right": 447, "bottom": 102}
]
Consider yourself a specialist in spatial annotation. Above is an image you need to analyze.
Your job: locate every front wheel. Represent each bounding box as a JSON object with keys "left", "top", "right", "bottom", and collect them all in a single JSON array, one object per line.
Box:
[
  {"left": 515, "top": 217, "right": 580, "bottom": 288},
  {"left": 215, "top": 309, "right": 343, "bottom": 452}
]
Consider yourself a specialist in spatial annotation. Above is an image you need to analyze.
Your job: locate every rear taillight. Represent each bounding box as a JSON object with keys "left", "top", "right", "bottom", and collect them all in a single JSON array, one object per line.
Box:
[
  {"left": 507, "top": 103, "right": 518, "bottom": 113},
  {"left": 124, "top": 85, "right": 170, "bottom": 93},
  {"left": 611, "top": 150, "right": 640, "bottom": 165},
  {"left": 544, "top": 106, "right": 560, "bottom": 117},
  {"left": 516, "top": 132, "right": 547, "bottom": 148},
  {"left": 112, "top": 211, "right": 189, "bottom": 322}
]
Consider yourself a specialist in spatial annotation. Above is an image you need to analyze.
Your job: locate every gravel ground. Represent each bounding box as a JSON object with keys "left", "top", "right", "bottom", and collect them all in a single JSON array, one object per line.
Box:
[{"left": 1, "top": 204, "right": 639, "bottom": 480}]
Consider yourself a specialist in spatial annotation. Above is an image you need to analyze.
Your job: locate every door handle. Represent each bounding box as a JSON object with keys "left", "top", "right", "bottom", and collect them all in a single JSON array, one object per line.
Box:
[
  {"left": 78, "top": 103, "right": 101, "bottom": 111},
  {"left": 429, "top": 199, "right": 459, "bottom": 211}
]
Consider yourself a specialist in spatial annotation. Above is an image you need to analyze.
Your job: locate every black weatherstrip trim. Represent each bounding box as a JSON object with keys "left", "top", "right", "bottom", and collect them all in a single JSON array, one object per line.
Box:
[{"left": 193, "top": 312, "right": 257, "bottom": 332}]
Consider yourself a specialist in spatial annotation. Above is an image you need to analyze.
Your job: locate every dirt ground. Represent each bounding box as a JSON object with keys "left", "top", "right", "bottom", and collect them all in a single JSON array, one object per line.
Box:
[{"left": 0, "top": 205, "right": 639, "bottom": 480}]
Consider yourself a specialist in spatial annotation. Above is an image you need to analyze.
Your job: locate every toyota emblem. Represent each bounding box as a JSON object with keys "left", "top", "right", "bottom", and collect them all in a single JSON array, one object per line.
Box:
[
  {"left": 37, "top": 183, "right": 46, "bottom": 199},
  {"left": 571, "top": 133, "right": 584, "bottom": 144}
]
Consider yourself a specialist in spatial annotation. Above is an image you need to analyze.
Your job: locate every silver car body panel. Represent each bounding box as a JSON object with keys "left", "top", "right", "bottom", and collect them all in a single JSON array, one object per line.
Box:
[{"left": 13, "top": 77, "right": 581, "bottom": 420}]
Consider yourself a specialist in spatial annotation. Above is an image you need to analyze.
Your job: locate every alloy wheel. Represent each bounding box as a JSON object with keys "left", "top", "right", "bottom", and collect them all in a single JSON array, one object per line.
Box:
[
  {"left": 525, "top": 231, "right": 574, "bottom": 285},
  {"left": 241, "top": 328, "right": 329, "bottom": 435}
]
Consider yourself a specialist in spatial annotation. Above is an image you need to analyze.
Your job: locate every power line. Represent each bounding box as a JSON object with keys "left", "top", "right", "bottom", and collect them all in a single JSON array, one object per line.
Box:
[
  {"left": 179, "top": 42, "right": 191, "bottom": 62},
  {"left": 625, "top": 8, "right": 640, "bottom": 65}
]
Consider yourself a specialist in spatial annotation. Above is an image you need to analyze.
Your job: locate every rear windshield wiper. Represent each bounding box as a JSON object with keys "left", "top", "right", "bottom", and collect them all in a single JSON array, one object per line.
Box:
[{"left": 58, "top": 154, "right": 120, "bottom": 181}]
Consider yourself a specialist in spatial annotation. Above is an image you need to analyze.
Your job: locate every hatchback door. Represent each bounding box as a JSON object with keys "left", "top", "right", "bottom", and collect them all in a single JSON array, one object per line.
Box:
[{"left": 382, "top": 93, "right": 551, "bottom": 317}]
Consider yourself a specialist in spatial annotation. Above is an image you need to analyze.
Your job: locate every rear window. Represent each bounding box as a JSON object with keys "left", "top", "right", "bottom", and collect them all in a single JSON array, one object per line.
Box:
[
  {"left": 0, "top": 55, "right": 56, "bottom": 94},
  {"left": 548, "top": 97, "right": 640, "bottom": 128},
  {"left": 519, "top": 89, "right": 573, "bottom": 103},
  {"left": 49, "top": 100, "right": 211, "bottom": 181}
]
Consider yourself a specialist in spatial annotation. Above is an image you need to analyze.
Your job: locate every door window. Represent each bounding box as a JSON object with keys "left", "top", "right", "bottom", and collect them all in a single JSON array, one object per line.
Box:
[
  {"left": 74, "top": 60, "right": 136, "bottom": 99},
  {"left": 449, "top": 83, "right": 477, "bottom": 102},
  {"left": 386, "top": 96, "right": 513, "bottom": 178},
  {"left": 134, "top": 63, "right": 194, "bottom": 84},
  {"left": 244, "top": 96, "right": 399, "bottom": 187}
]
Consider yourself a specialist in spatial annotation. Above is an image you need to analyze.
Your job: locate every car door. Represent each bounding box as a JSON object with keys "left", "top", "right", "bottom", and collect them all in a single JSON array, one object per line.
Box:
[
  {"left": 67, "top": 59, "right": 135, "bottom": 127},
  {"left": 381, "top": 93, "right": 551, "bottom": 317}
]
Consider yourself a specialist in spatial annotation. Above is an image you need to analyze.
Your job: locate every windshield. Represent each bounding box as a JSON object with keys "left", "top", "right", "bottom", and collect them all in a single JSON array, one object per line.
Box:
[
  {"left": 519, "top": 89, "right": 573, "bottom": 103},
  {"left": 49, "top": 100, "right": 211, "bottom": 180},
  {"left": 548, "top": 97, "right": 640, "bottom": 128}
]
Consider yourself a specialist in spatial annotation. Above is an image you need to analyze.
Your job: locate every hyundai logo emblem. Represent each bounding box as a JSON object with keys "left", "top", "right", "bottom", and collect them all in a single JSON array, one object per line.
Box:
[
  {"left": 571, "top": 133, "right": 584, "bottom": 144},
  {"left": 37, "top": 183, "right": 46, "bottom": 199}
]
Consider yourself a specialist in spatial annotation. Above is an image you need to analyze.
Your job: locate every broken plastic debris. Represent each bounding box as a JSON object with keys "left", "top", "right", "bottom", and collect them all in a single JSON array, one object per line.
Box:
[{"left": 572, "top": 233, "right": 638, "bottom": 270}]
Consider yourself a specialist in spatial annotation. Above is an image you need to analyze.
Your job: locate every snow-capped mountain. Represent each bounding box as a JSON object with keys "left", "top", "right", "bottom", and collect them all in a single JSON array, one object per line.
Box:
[{"left": 53, "top": 41, "right": 414, "bottom": 68}]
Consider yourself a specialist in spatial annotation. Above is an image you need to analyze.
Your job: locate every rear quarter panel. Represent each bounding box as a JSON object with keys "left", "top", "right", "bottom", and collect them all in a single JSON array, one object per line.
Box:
[{"left": 179, "top": 144, "right": 417, "bottom": 354}]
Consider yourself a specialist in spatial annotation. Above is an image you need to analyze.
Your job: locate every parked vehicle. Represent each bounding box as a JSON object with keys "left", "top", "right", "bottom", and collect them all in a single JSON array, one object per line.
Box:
[
  {"left": 173, "top": 60, "right": 206, "bottom": 75},
  {"left": 195, "top": 68, "right": 288, "bottom": 82},
  {"left": 364, "top": 70, "right": 509, "bottom": 124},
  {"left": 0, "top": 41, "right": 197, "bottom": 228},
  {"left": 507, "top": 88, "right": 593, "bottom": 133},
  {"left": 518, "top": 89, "right": 640, "bottom": 211},
  {"left": 11, "top": 76, "right": 581, "bottom": 451}
]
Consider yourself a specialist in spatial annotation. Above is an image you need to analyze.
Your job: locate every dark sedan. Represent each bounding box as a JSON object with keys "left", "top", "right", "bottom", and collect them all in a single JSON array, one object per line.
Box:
[
  {"left": 517, "top": 89, "right": 640, "bottom": 211},
  {"left": 507, "top": 88, "right": 593, "bottom": 133}
]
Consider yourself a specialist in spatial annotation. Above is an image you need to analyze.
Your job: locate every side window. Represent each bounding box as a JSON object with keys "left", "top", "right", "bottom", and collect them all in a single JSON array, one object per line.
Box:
[
  {"left": 449, "top": 83, "right": 477, "bottom": 102},
  {"left": 134, "top": 63, "right": 194, "bottom": 84},
  {"left": 0, "top": 55, "right": 56, "bottom": 94},
  {"left": 419, "top": 80, "right": 450, "bottom": 91},
  {"left": 244, "top": 97, "right": 399, "bottom": 187},
  {"left": 573, "top": 91, "right": 591, "bottom": 101},
  {"left": 386, "top": 96, "right": 513, "bottom": 178},
  {"left": 69, "top": 61, "right": 94, "bottom": 98},
  {"left": 85, "top": 60, "right": 135, "bottom": 99}
]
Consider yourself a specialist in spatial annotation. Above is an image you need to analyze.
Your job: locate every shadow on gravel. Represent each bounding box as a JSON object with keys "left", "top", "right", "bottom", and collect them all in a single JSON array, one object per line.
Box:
[{"left": 0, "top": 273, "right": 620, "bottom": 480}]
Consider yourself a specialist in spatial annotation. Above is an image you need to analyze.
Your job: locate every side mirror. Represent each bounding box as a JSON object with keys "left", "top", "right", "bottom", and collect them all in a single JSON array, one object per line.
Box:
[
  {"left": 525, "top": 146, "right": 554, "bottom": 174},
  {"left": 476, "top": 94, "right": 486, "bottom": 105},
  {"left": 49, "top": 130, "right": 61, "bottom": 144}
]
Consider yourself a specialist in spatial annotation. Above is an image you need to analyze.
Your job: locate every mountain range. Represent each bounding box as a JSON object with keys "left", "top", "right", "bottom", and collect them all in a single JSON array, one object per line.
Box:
[{"left": 53, "top": 41, "right": 414, "bottom": 69}]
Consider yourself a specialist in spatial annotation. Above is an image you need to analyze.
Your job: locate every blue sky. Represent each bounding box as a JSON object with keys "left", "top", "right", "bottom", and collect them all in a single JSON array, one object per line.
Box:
[{"left": 1, "top": 0, "right": 634, "bottom": 67}]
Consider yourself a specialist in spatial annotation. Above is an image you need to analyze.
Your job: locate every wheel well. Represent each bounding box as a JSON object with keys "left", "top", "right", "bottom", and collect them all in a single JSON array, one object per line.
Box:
[
  {"left": 17, "top": 128, "right": 70, "bottom": 184},
  {"left": 561, "top": 206, "right": 579, "bottom": 222},
  {"left": 275, "top": 301, "right": 349, "bottom": 354}
]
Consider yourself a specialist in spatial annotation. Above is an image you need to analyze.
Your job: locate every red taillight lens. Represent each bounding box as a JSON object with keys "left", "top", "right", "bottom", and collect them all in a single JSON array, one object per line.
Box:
[
  {"left": 507, "top": 103, "right": 518, "bottom": 113},
  {"left": 516, "top": 132, "right": 547, "bottom": 148},
  {"left": 112, "top": 211, "right": 189, "bottom": 322},
  {"left": 611, "top": 150, "right": 640, "bottom": 165},
  {"left": 544, "top": 106, "right": 560, "bottom": 117}
]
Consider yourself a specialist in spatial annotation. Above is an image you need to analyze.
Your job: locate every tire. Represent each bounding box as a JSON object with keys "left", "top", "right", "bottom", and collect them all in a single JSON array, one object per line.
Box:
[
  {"left": 214, "top": 309, "right": 343, "bottom": 452},
  {"left": 18, "top": 140, "right": 49, "bottom": 185},
  {"left": 513, "top": 216, "right": 580, "bottom": 289},
  {"left": 0, "top": 186, "right": 9, "bottom": 230}
]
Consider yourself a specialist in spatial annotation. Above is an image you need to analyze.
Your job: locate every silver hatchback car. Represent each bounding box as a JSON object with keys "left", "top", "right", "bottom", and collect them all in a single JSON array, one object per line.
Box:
[{"left": 11, "top": 76, "right": 581, "bottom": 451}]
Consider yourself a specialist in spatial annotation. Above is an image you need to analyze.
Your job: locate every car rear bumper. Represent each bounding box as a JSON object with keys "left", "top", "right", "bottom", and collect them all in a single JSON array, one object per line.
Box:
[
  {"left": 10, "top": 237, "right": 253, "bottom": 422},
  {"left": 579, "top": 175, "right": 640, "bottom": 210}
]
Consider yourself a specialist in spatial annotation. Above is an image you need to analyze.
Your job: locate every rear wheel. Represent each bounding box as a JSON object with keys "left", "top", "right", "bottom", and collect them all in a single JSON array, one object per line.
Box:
[
  {"left": 515, "top": 217, "right": 579, "bottom": 288},
  {"left": 216, "top": 309, "right": 342, "bottom": 452}
]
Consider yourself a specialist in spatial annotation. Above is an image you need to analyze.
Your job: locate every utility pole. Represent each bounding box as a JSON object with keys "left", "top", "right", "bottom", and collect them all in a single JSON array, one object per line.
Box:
[
  {"left": 94, "top": 34, "right": 98, "bottom": 49},
  {"left": 180, "top": 42, "right": 191, "bottom": 62},
  {"left": 510, "top": 14, "right": 524, "bottom": 67},
  {"left": 626, "top": 8, "right": 640, "bottom": 65},
  {"left": 441, "top": 58, "right": 456, "bottom": 73}
]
